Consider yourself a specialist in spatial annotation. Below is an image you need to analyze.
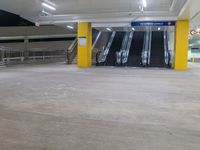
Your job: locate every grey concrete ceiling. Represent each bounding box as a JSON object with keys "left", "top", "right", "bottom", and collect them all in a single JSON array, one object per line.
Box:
[
  {"left": 0, "top": 0, "right": 200, "bottom": 30},
  {"left": 0, "top": 0, "right": 190, "bottom": 27}
]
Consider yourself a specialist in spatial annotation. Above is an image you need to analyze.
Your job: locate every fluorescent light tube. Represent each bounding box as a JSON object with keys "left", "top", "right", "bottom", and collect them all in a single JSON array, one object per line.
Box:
[
  {"left": 106, "top": 28, "right": 112, "bottom": 31},
  {"left": 42, "top": 2, "right": 56, "bottom": 11},
  {"left": 44, "top": 0, "right": 56, "bottom": 7},
  {"left": 67, "top": 25, "right": 74, "bottom": 29},
  {"left": 142, "top": 0, "right": 147, "bottom": 7},
  {"left": 42, "top": 10, "right": 52, "bottom": 16}
]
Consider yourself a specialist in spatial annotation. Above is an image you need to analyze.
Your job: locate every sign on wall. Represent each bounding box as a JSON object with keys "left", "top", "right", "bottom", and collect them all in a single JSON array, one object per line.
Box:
[
  {"left": 79, "top": 37, "right": 87, "bottom": 46},
  {"left": 131, "top": 21, "right": 176, "bottom": 27}
]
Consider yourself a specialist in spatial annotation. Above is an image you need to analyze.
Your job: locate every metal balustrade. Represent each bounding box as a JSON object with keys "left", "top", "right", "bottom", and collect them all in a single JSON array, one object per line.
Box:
[
  {"left": 0, "top": 46, "right": 66, "bottom": 65},
  {"left": 97, "top": 32, "right": 116, "bottom": 63}
]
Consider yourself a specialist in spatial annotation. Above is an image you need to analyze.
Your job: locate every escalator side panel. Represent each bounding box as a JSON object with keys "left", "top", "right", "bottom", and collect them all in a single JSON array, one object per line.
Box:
[
  {"left": 127, "top": 31, "right": 145, "bottom": 67},
  {"left": 104, "top": 32, "right": 125, "bottom": 66},
  {"left": 92, "top": 29, "right": 99, "bottom": 43},
  {"left": 97, "top": 32, "right": 116, "bottom": 65},
  {"left": 150, "top": 31, "right": 165, "bottom": 67}
]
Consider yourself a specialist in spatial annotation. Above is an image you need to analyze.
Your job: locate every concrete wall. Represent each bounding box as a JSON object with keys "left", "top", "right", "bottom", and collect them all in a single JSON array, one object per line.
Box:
[
  {"left": 0, "top": 26, "right": 76, "bottom": 64},
  {"left": 0, "top": 26, "right": 76, "bottom": 51},
  {"left": 0, "top": 26, "right": 76, "bottom": 37}
]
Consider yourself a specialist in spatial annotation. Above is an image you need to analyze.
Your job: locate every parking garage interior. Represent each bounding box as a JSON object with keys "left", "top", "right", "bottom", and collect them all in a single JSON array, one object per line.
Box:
[{"left": 0, "top": 0, "right": 200, "bottom": 150}]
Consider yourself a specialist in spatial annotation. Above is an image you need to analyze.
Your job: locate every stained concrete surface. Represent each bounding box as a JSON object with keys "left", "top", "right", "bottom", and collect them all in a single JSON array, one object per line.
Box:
[{"left": 0, "top": 63, "right": 200, "bottom": 150}]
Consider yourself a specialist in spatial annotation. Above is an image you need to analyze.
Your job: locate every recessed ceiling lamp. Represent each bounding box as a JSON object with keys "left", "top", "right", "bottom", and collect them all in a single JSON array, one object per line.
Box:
[
  {"left": 42, "top": 2, "right": 56, "bottom": 11},
  {"left": 67, "top": 25, "right": 74, "bottom": 29},
  {"left": 106, "top": 28, "right": 112, "bottom": 31},
  {"left": 142, "top": 0, "right": 147, "bottom": 7}
]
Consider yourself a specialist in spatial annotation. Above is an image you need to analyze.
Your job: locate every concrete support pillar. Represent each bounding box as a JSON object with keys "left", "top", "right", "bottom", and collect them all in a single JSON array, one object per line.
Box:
[
  {"left": 77, "top": 22, "right": 92, "bottom": 68},
  {"left": 174, "top": 20, "right": 189, "bottom": 70}
]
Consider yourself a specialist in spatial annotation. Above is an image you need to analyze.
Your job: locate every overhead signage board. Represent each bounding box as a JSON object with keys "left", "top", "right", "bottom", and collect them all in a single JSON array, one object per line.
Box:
[{"left": 131, "top": 21, "right": 176, "bottom": 27}]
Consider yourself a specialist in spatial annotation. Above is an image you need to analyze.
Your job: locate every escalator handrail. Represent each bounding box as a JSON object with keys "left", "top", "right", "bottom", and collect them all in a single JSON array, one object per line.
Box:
[
  {"left": 97, "top": 31, "right": 116, "bottom": 63},
  {"left": 141, "top": 31, "right": 151, "bottom": 66},
  {"left": 116, "top": 31, "right": 130, "bottom": 65},
  {"left": 122, "top": 31, "right": 134, "bottom": 64},
  {"left": 68, "top": 39, "right": 77, "bottom": 53},
  {"left": 92, "top": 32, "right": 102, "bottom": 50},
  {"left": 66, "top": 39, "right": 78, "bottom": 64},
  {"left": 147, "top": 31, "right": 152, "bottom": 65},
  {"left": 164, "top": 31, "right": 171, "bottom": 67}
]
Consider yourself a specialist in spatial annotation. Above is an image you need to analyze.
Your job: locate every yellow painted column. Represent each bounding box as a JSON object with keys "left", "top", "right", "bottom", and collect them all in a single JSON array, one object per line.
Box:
[
  {"left": 174, "top": 20, "right": 189, "bottom": 70},
  {"left": 77, "top": 22, "right": 92, "bottom": 67}
]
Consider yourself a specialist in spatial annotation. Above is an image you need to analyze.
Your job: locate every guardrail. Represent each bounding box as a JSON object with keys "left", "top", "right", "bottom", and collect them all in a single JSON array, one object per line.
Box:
[
  {"left": 0, "top": 46, "right": 66, "bottom": 65},
  {"left": 67, "top": 39, "right": 77, "bottom": 64}
]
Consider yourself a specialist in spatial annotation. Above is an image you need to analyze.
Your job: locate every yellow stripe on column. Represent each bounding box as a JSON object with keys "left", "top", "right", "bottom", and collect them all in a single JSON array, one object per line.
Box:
[
  {"left": 174, "top": 20, "right": 189, "bottom": 70},
  {"left": 77, "top": 22, "right": 92, "bottom": 68}
]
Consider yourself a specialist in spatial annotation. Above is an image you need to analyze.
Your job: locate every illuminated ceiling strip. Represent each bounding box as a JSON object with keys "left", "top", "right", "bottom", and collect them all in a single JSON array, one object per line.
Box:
[
  {"left": 42, "top": 2, "right": 56, "bottom": 11},
  {"left": 142, "top": 0, "right": 147, "bottom": 7}
]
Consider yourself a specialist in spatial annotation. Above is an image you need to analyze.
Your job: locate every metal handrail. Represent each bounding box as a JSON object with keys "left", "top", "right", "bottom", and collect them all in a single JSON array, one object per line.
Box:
[
  {"left": 122, "top": 31, "right": 134, "bottom": 64},
  {"left": 164, "top": 30, "right": 171, "bottom": 67},
  {"left": 66, "top": 39, "right": 78, "bottom": 64},
  {"left": 92, "top": 32, "right": 102, "bottom": 50},
  {"left": 68, "top": 39, "right": 77, "bottom": 53},
  {"left": 147, "top": 31, "right": 152, "bottom": 65},
  {"left": 141, "top": 31, "right": 150, "bottom": 66},
  {"left": 98, "top": 31, "right": 116, "bottom": 63},
  {"left": 116, "top": 31, "right": 130, "bottom": 65}
]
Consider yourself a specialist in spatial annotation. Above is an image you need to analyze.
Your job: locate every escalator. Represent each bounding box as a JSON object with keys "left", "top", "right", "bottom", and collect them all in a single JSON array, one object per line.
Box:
[
  {"left": 96, "top": 30, "right": 171, "bottom": 68},
  {"left": 127, "top": 31, "right": 145, "bottom": 67},
  {"left": 149, "top": 31, "right": 165, "bottom": 67},
  {"left": 116, "top": 31, "right": 131, "bottom": 65},
  {"left": 97, "top": 32, "right": 116, "bottom": 65},
  {"left": 104, "top": 32, "right": 125, "bottom": 66}
]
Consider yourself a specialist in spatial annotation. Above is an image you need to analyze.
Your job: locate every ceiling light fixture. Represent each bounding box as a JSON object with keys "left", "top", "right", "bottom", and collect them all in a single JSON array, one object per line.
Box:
[
  {"left": 142, "top": 0, "right": 147, "bottom": 7},
  {"left": 196, "top": 28, "right": 200, "bottom": 32},
  {"left": 158, "top": 27, "right": 161, "bottom": 31},
  {"left": 106, "top": 28, "right": 112, "bottom": 31},
  {"left": 42, "top": 10, "right": 52, "bottom": 16},
  {"left": 44, "top": 0, "right": 56, "bottom": 7},
  {"left": 42, "top": 2, "right": 56, "bottom": 11},
  {"left": 67, "top": 25, "right": 74, "bottom": 29},
  {"left": 132, "top": 27, "right": 135, "bottom": 31}
]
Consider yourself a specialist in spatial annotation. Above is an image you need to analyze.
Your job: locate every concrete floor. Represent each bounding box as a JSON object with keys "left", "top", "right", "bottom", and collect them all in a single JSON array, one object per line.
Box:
[{"left": 0, "top": 63, "right": 200, "bottom": 150}]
